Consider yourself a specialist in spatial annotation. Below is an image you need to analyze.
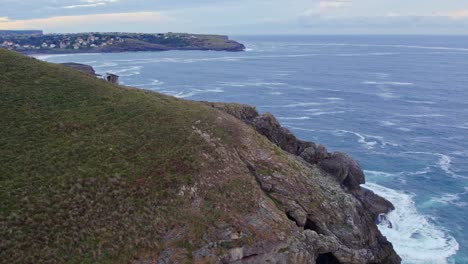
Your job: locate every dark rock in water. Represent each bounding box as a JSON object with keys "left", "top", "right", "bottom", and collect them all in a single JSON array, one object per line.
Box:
[
  {"left": 356, "top": 187, "right": 395, "bottom": 219},
  {"left": 319, "top": 152, "right": 366, "bottom": 190},
  {"left": 60, "top": 63, "right": 96, "bottom": 75},
  {"left": 377, "top": 214, "right": 393, "bottom": 229}
]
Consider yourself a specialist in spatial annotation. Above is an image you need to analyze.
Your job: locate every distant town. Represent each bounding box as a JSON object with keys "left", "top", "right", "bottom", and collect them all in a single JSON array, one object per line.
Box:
[{"left": 0, "top": 30, "right": 245, "bottom": 54}]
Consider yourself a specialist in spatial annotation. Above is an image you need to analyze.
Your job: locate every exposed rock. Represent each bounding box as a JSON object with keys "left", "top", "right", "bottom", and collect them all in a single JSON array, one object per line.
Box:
[
  {"left": 60, "top": 63, "right": 96, "bottom": 75},
  {"left": 204, "top": 102, "right": 400, "bottom": 263},
  {"left": 207, "top": 102, "right": 369, "bottom": 191},
  {"left": 377, "top": 214, "right": 393, "bottom": 229},
  {"left": 356, "top": 187, "right": 395, "bottom": 218},
  {"left": 318, "top": 152, "right": 366, "bottom": 190},
  {"left": 204, "top": 102, "right": 258, "bottom": 125},
  {"left": 1, "top": 49, "right": 402, "bottom": 264},
  {"left": 300, "top": 144, "right": 330, "bottom": 164},
  {"left": 253, "top": 113, "right": 312, "bottom": 155}
]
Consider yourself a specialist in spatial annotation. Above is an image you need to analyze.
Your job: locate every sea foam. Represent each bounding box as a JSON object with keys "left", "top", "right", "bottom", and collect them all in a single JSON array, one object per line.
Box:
[{"left": 365, "top": 183, "right": 459, "bottom": 264}]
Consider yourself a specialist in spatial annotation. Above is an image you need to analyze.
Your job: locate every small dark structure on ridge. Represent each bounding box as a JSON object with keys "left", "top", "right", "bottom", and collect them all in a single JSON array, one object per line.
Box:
[{"left": 106, "top": 73, "right": 119, "bottom": 84}]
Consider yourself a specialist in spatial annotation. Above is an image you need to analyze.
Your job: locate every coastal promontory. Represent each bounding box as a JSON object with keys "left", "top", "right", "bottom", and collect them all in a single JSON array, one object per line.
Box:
[
  {"left": 0, "top": 49, "right": 399, "bottom": 263},
  {"left": 0, "top": 32, "right": 246, "bottom": 54}
]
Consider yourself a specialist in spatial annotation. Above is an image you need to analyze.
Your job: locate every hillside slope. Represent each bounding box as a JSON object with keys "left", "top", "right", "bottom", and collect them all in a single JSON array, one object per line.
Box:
[{"left": 0, "top": 49, "right": 400, "bottom": 263}]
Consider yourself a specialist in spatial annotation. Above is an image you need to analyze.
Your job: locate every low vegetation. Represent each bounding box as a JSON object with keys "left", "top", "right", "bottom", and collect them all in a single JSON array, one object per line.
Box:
[{"left": 0, "top": 49, "right": 248, "bottom": 262}]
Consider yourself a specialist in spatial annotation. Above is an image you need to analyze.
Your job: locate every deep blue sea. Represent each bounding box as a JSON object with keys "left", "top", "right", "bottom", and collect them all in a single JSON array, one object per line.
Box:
[{"left": 40, "top": 35, "right": 468, "bottom": 264}]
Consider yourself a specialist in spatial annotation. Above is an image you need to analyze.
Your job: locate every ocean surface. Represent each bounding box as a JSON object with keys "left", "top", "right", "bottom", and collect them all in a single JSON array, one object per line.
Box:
[{"left": 39, "top": 35, "right": 468, "bottom": 264}]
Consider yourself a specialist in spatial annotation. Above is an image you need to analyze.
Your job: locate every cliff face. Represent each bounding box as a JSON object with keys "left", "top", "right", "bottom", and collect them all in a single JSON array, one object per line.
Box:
[
  {"left": 201, "top": 103, "right": 400, "bottom": 263},
  {"left": 60, "top": 63, "right": 97, "bottom": 75},
  {"left": 0, "top": 49, "right": 399, "bottom": 263}
]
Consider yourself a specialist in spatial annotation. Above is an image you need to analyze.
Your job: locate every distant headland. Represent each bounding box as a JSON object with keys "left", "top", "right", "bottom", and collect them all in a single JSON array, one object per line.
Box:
[{"left": 0, "top": 31, "right": 246, "bottom": 54}]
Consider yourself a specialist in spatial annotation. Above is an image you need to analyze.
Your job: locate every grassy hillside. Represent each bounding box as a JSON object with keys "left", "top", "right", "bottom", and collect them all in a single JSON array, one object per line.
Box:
[
  {"left": 0, "top": 49, "right": 400, "bottom": 264},
  {"left": 0, "top": 49, "right": 249, "bottom": 263}
]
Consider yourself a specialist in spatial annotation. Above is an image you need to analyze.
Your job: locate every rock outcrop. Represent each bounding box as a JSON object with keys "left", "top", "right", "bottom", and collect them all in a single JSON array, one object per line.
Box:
[
  {"left": 206, "top": 102, "right": 372, "bottom": 192},
  {"left": 60, "top": 63, "right": 96, "bottom": 75},
  {"left": 204, "top": 102, "right": 400, "bottom": 263},
  {"left": 0, "top": 49, "right": 400, "bottom": 264}
]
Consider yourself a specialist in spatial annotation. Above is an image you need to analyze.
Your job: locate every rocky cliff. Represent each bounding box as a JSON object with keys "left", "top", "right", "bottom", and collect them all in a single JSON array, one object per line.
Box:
[
  {"left": 0, "top": 49, "right": 399, "bottom": 263},
  {"left": 60, "top": 63, "right": 96, "bottom": 75}
]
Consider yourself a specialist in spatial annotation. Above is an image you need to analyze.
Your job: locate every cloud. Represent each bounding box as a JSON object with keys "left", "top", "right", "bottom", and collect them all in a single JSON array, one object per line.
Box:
[
  {"left": 0, "top": 12, "right": 170, "bottom": 32},
  {"left": 301, "top": 0, "right": 351, "bottom": 18},
  {"left": 447, "top": 10, "right": 468, "bottom": 19},
  {"left": 63, "top": 0, "right": 120, "bottom": 9},
  {"left": 297, "top": 13, "right": 468, "bottom": 35},
  {"left": 318, "top": 0, "right": 350, "bottom": 10}
]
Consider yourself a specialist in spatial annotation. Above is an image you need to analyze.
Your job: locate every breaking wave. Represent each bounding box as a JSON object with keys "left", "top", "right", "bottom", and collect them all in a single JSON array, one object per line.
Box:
[
  {"left": 364, "top": 183, "right": 460, "bottom": 264},
  {"left": 163, "top": 88, "right": 224, "bottom": 99},
  {"left": 277, "top": 116, "right": 311, "bottom": 120},
  {"left": 404, "top": 152, "right": 466, "bottom": 179},
  {"left": 334, "top": 130, "right": 398, "bottom": 149},
  {"left": 363, "top": 81, "right": 414, "bottom": 86}
]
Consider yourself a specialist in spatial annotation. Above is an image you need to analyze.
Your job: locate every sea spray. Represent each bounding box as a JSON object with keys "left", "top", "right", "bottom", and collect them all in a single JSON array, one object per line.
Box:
[{"left": 364, "top": 183, "right": 459, "bottom": 264}]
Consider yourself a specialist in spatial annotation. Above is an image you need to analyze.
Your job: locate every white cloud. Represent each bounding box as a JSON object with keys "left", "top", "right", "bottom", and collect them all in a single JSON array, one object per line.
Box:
[
  {"left": 63, "top": 0, "right": 120, "bottom": 9},
  {"left": 301, "top": 0, "right": 351, "bottom": 18},
  {"left": 447, "top": 10, "right": 468, "bottom": 19},
  {"left": 0, "top": 12, "right": 170, "bottom": 32},
  {"left": 318, "top": 1, "right": 350, "bottom": 10}
]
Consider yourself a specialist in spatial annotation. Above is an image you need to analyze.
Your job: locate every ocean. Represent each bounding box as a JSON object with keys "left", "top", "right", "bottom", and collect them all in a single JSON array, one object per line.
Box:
[{"left": 39, "top": 35, "right": 468, "bottom": 264}]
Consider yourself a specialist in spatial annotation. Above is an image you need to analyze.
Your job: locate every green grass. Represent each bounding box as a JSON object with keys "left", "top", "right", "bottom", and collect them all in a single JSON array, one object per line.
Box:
[{"left": 0, "top": 49, "right": 230, "bottom": 263}]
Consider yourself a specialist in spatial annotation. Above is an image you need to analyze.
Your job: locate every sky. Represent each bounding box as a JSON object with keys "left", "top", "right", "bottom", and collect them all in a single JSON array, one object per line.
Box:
[{"left": 1, "top": 0, "right": 468, "bottom": 35}]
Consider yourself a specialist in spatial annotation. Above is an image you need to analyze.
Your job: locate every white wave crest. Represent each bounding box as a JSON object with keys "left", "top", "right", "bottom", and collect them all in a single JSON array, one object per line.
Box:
[
  {"left": 364, "top": 183, "right": 459, "bottom": 264},
  {"left": 93, "top": 62, "right": 119, "bottom": 68},
  {"left": 219, "top": 81, "right": 286, "bottom": 87},
  {"left": 431, "top": 191, "right": 468, "bottom": 208},
  {"left": 285, "top": 126, "right": 316, "bottom": 132},
  {"left": 165, "top": 88, "right": 224, "bottom": 98},
  {"left": 320, "top": 97, "right": 344, "bottom": 101},
  {"left": 380, "top": 121, "right": 396, "bottom": 126},
  {"left": 108, "top": 66, "right": 142, "bottom": 77},
  {"left": 364, "top": 170, "right": 399, "bottom": 177},
  {"left": 404, "top": 152, "right": 465, "bottom": 179},
  {"left": 398, "top": 114, "right": 446, "bottom": 118},
  {"left": 363, "top": 81, "right": 414, "bottom": 86},
  {"left": 283, "top": 102, "right": 326, "bottom": 107},
  {"left": 334, "top": 130, "right": 399, "bottom": 149},
  {"left": 378, "top": 92, "right": 399, "bottom": 99},
  {"left": 277, "top": 116, "right": 311, "bottom": 120},
  {"left": 336, "top": 130, "right": 378, "bottom": 149},
  {"left": 297, "top": 43, "right": 468, "bottom": 52},
  {"left": 308, "top": 111, "right": 346, "bottom": 116},
  {"left": 404, "top": 100, "right": 436, "bottom": 105}
]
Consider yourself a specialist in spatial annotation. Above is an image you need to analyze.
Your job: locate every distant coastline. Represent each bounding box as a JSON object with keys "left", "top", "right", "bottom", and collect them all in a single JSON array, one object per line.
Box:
[{"left": 0, "top": 32, "right": 246, "bottom": 54}]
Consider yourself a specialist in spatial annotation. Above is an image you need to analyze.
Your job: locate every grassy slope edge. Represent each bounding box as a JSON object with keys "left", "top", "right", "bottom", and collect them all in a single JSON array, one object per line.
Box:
[
  {"left": 0, "top": 49, "right": 399, "bottom": 264},
  {"left": 0, "top": 49, "right": 233, "bottom": 262}
]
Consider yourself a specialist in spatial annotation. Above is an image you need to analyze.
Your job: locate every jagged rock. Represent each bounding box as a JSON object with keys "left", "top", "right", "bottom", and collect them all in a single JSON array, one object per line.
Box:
[
  {"left": 60, "top": 63, "right": 96, "bottom": 75},
  {"left": 356, "top": 187, "right": 395, "bottom": 218},
  {"left": 377, "top": 214, "right": 393, "bottom": 229},
  {"left": 300, "top": 144, "right": 330, "bottom": 164},
  {"left": 204, "top": 102, "right": 259, "bottom": 125},
  {"left": 319, "top": 152, "right": 366, "bottom": 190},
  {"left": 253, "top": 113, "right": 311, "bottom": 155},
  {"left": 1, "top": 49, "right": 402, "bottom": 264},
  {"left": 204, "top": 102, "right": 400, "bottom": 263}
]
